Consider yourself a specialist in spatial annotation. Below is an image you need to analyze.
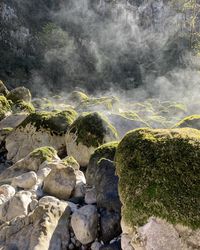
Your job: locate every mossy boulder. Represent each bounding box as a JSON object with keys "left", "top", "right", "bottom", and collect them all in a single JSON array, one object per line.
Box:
[
  {"left": 6, "top": 110, "right": 77, "bottom": 162},
  {"left": 0, "top": 96, "right": 11, "bottom": 121},
  {"left": 175, "top": 115, "right": 200, "bottom": 130},
  {"left": 0, "top": 80, "right": 9, "bottom": 96},
  {"left": 66, "top": 112, "right": 118, "bottom": 166},
  {"left": 76, "top": 96, "right": 119, "bottom": 112},
  {"left": 11, "top": 100, "right": 35, "bottom": 113},
  {"left": 68, "top": 91, "right": 89, "bottom": 105},
  {"left": 86, "top": 141, "right": 119, "bottom": 186},
  {"left": 19, "top": 109, "right": 77, "bottom": 135},
  {"left": 7, "top": 87, "right": 31, "bottom": 103},
  {"left": 61, "top": 156, "right": 80, "bottom": 170},
  {"left": 116, "top": 128, "right": 200, "bottom": 230}
]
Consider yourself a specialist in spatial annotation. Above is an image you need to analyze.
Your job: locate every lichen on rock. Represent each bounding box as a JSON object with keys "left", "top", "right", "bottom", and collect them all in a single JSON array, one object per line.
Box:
[{"left": 116, "top": 128, "right": 200, "bottom": 230}]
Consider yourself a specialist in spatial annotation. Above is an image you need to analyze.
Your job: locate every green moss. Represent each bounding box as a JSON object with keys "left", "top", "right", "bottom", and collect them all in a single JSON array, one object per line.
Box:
[
  {"left": 86, "top": 141, "right": 119, "bottom": 185},
  {"left": 30, "top": 146, "right": 57, "bottom": 162},
  {"left": 69, "top": 91, "right": 89, "bottom": 103},
  {"left": 61, "top": 156, "right": 79, "bottom": 169},
  {"left": 0, "top": 96, "right": 11, "bottom": 120},
  {"left": 77, "top": 96, "right": 119, "bottom": 112},
  {"left": 19, "top": 109, "right": 77, "bottom": 135},
  {"left": 69, "top": 112, "right": 118, "bottom": 147},
  {"left": 91, "top": 141, "right": 119, "bottom": 163},
  {"left": 175, "top": 115, "right": 200, "bottom": 130},
  {"left": 11, "top": 100, "right": 35, "bottom": 113},
  {"left": 115, "top": 128, "right": 200, "bottom": 229},
  {"left": 7, "top": 87, "right": 31, "bottom": 103}
]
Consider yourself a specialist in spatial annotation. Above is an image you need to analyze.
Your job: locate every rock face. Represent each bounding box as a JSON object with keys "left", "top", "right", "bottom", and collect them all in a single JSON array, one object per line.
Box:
[
  {"left": 6, "top": 110, "right": 77, "bottom": 162},
  {"left": 66, "top": 112, "right": 118, "bottom": 167},
  {"left": 116, "top": 128, "right": 200, "bottom": 250},
  {"left": 0, "top": 196, "right": 71, "bottom": 250},
  {"left": 71, "top": 205, "right": 98, "bottom": 245},
  {"left": 43, "top": 164, "right": 76, "bottom": 200}
]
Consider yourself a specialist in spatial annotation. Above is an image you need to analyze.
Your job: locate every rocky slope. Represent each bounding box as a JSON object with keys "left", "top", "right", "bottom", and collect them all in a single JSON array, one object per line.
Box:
[{"left": 0, "top": 81, "right": 199, "bottom": 250}]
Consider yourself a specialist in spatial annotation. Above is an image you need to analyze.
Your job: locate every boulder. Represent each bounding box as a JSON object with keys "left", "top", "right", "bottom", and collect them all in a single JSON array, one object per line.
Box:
[
  {"left": 0, "top": 196, "right": 71, "bottom": 250},
  {"left": 6, "top": 110, "right": 77, "bottom": 162},
  {"left": 66, "top": 112, "right": 118, "bottom": 167},
  {"left": 95, "top": 159, "right": 121, "bottom": 212},
  {"left": 11, "top": 171, "right": 37, "bottom": 189},
  {"left": 11, "top": 100, "right": 35, "bottom": 113},
  {"left": 0, "top": 191, "right": 32, "bottom": 221},
  {"left": 86, "top": 141, "right": 118, "bottom": 186},
  {"left": 0, "top": 113, "right": 28, "bottom": 129},
  {"left": 61, "top": 155, "right": 80, "bottom": 170},
  {"left": 7, "top": 86, "right": 31, "bottom": 103},
  {"left": 100, "top": 209, "right": 122, "bottom": 243},
  {"left": 116, "top": 128, "right": 200, "bottom": 250},
  {"left": 68, "top": 90, "right": 89, "bottom": 105},
  {"left": 0, "top": 146, "right": 59, "bottom": 181},
  {"left": 73, "top": 170, "right": 86, "bottom": 198},
  {"left": 43, "top": 164, "right": 76, "bottom": 200},
  {"left": 71, "top": 205, "right": 98, "bottom": 244},
  {"left": 0, "top": 184, "right": 15, "bottom": 204}
]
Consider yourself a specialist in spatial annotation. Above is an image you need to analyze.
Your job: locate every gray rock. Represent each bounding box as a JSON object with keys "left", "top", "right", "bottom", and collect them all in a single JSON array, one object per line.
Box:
[
  {"left": 71, "top": 205, "right": 98, "bottom": 245},
  {"left": 100, "top": 209, "right": 121, "bottom": 244},
  {"left": 95, "top": 159, "right": 121, "bottom": 213}
]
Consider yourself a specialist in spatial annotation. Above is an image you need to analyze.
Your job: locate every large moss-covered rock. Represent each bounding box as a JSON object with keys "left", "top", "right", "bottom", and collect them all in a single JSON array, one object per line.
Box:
[
  {"left": 6, "top": 110, "right": 77, "bottom": 162},
  {"left": 0, "top": 96, "right": 11, "bottom": 121},
  {"left": 116, "top": 128, "right": 200, "bottom": 229},
  {"left": 175, "top": 115, "right": 200, "bottom": 130},
  {"left": 116, "top": 128, "right": 200, "bottom": 249},
  {"left": 66, "top": 112, "right": 118, "bottom": 166},
  {"left": 0, "top": 80, "right": 9, "bottom": 96},
  {"left": 7, "top": 86, "right": 32, "bottom": 103}
]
